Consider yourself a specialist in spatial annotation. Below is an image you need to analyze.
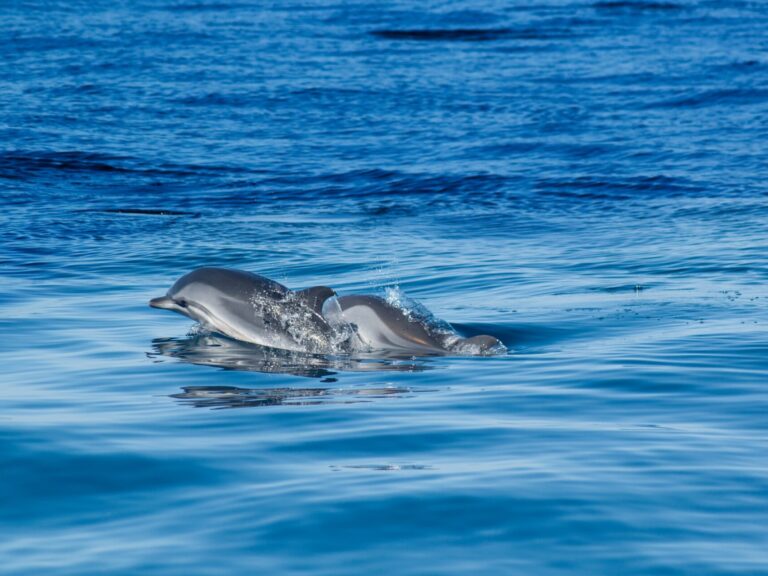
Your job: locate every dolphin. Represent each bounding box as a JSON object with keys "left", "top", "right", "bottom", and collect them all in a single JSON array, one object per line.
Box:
[
  {"left": 335, "top": 295, "right": 505, "bottom": 355},
  {"left": 150, "top": 267, "right": 505, "bottom": 356},
  {"left": 149, "top": 267, "right": 337, "bottom": 352}
]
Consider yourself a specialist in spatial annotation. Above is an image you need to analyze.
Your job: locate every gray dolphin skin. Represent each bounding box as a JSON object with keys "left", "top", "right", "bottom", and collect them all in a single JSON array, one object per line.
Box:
[
  {"left": 336, "top": 295, "right": 504, "bottom": 355},
  {"left": 149, "top": 267, "right": 336, "bottom": 352},
  {"left": 150, "top": 267, "right": 504, "bottom": 356}
]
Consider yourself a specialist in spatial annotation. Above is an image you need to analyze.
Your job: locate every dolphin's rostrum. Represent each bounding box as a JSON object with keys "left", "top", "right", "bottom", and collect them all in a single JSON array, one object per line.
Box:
[{"left": 149, "top": 267, "right": 505, "bottom": 356}]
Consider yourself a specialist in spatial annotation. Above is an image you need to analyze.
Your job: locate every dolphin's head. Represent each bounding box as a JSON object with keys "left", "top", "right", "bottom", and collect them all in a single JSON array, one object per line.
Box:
[
  {"left": 149, "top": 267, "right": 289, "bottom": 324},
  {"left": 149, "top": 271, "right": 211, "bottom": 322}
]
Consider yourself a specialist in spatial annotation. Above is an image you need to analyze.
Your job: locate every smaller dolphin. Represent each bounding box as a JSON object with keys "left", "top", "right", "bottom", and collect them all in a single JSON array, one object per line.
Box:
[
  {"left": 149, "top": 267, "right": 337, "bottom": 352},
  {"left": 336, "top": 295, "right": 505, "bottom": 355}
]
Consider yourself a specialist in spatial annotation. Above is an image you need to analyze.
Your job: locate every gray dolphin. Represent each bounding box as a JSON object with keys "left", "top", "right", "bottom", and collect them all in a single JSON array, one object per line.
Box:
[
  {"left": 149, "top": 267, "right": 337, "bottom": 352},
  {"left": 335, "top": 295, "right": 505, "bottom": 355},
  {"left": 150, "top": 267, "right": 505, "bottom": 356}
]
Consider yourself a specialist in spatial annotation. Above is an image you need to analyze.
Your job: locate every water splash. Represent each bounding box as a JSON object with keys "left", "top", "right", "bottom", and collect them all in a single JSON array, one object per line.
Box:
[
  {"left": 245, "top": 290, "right": 353, "bottom": 354},
  {"left": 383, "top": 286, "right": 508, "bottom": 355}
]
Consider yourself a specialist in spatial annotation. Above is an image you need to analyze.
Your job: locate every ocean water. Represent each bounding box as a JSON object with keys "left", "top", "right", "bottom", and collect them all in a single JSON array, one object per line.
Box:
[{"left": 2, "top": 0, "right": 768, "bottom": 574}]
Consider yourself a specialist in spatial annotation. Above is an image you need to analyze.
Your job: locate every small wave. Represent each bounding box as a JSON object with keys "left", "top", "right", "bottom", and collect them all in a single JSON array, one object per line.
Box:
[
  {"left": 7, "top": 35, "right": 108, "bottom": 53},
  {"left": 77, "top": 208, "right": 200, "bottom": 217},
  {"left": 535, "top": 175, "right": 701, "bottom": 198},
  {"left": 592, "top": 1, "right": 686, "bottom": 11},
  {"left": 172, "top": 92, "right": 256, "bottom": 108},
  {"left": 0, "top": 150, "right": 263, "bottom": 182},
  {"left": 252, "top": 170, "right": 511, "bottom": 202},
  {"left": 710, "top": 60, "right": 764, "bottom": 72},
  {"left": 452, "top": 322, "right": 581, "bottom": 352},
  {"left": 0, "top": 151, "right": 132, "bottom": 177},
  {"left": 370, "top": 27, "right": 569, "bottom": 42},
  {"left": 165, "top": 2, "right": 252, "bottom": 11},
  {"left": 331, "top": 464, "right": 434, "bottom": 471},
  {"left": 646, "top": 88, "right": 768, "bottom": 109},
  {"left": 591, "top": 284, "right": 650, "bottom": 294}
]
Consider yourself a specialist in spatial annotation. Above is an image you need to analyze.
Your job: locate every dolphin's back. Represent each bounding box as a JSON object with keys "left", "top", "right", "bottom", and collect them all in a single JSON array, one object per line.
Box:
[
  {"left": 337, "top": 294, "right": 505, "bottom": 355},
  {"left": 171, "top": 267, "right": 288, "bottom": 302},
  {"left": 337, "top": 295, "right": 447, "bottom": 353}
]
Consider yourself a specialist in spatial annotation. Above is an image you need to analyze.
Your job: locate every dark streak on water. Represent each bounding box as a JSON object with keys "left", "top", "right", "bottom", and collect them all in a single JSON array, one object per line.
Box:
[
  {"left": 2, "top": 1, "right": 768, "bottom": 575},
  {"left": 370, "top": 27, "right": 572, "bottom": 41}
]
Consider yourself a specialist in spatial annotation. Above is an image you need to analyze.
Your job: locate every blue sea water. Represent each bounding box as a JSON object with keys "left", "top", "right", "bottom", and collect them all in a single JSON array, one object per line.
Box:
[{"left": 2, "top": 0, "right": 768, "bottom": 574}]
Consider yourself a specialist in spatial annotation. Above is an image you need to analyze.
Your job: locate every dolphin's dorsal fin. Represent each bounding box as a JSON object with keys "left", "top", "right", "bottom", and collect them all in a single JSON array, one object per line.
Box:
[{"left": 295, "top": 286, "right": 336, "bottom": 315}]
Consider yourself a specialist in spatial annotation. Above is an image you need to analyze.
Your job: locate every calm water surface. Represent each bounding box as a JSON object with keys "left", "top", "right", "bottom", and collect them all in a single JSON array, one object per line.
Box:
[{"left": 2, "top": 1, "right": 768, "bottom": 574}]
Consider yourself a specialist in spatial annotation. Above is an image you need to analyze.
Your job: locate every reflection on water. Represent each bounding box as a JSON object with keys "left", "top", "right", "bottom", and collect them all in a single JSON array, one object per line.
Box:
[
  {"left": 149, "top": 334, "right": 435, "bottom": 377},
  {"left": 330, "top": 464, "right": 435, "bottom": 471},
  {"left": 171, "top": 384, "right": 419, "bottom": 409}
]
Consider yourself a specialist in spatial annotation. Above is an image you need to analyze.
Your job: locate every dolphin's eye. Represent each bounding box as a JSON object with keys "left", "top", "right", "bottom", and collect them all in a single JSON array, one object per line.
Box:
[{"left": 178, "top": 299, "right": 188, "bottom": 308}]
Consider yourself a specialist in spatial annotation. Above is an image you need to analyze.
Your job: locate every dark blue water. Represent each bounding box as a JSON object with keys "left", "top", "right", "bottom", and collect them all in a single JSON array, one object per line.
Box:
[{"left": 2, "top": 1, "right": 768, "bottom": 574}]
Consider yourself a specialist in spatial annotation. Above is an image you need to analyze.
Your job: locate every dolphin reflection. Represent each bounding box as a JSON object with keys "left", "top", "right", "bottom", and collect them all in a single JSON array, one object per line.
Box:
[
  {"left": 171, "top": 384, "right": 419, "bottom": 409},
  {"left": 148, "top": 333, "right": 435, "bottom": 377}
]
